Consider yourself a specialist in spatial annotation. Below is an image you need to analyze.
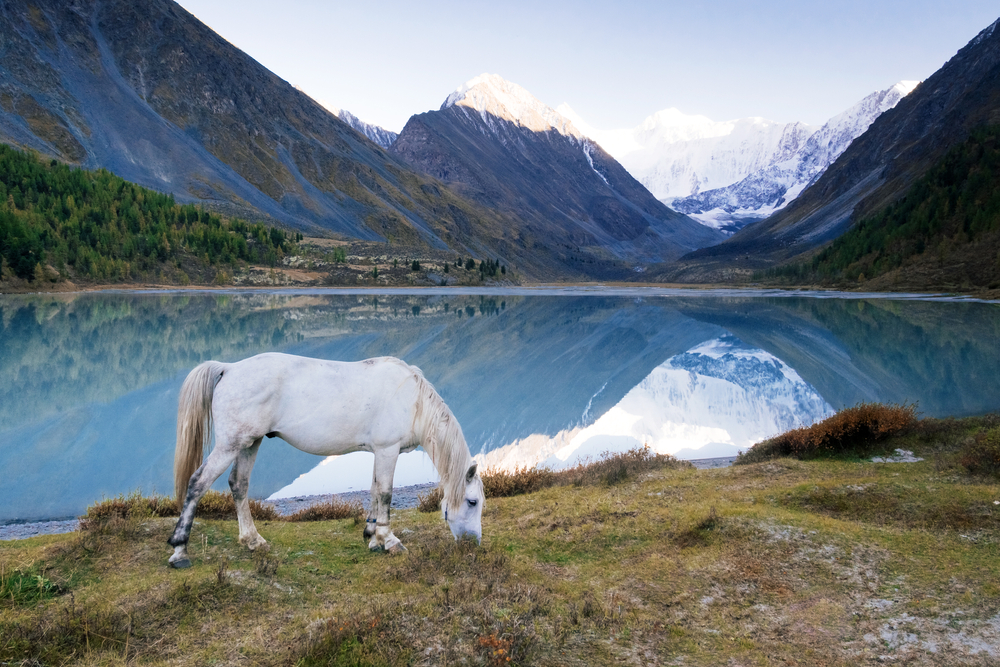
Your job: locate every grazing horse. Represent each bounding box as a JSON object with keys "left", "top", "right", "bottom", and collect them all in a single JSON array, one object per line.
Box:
[{"left": 167, "top": 353, "right": 484, "bottom": 568}]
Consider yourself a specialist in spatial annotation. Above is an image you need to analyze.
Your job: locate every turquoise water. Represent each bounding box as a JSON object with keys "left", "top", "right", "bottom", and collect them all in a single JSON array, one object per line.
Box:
[{"left": 2, "top": 289, "right": 998, "bottom": 523}]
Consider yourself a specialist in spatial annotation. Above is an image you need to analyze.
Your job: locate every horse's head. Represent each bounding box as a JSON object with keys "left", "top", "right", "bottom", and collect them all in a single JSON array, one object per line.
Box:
[{"left": 443, "top": 463, "right": 484, "bottom": 544}]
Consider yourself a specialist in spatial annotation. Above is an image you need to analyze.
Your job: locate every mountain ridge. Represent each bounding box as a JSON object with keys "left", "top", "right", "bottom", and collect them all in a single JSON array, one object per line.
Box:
[
  {"left": 390, "top": 73, "right": 724, "bottom": 278},
  {"left": 635, "top": 15, "right": 1000, "bottom": 284}
]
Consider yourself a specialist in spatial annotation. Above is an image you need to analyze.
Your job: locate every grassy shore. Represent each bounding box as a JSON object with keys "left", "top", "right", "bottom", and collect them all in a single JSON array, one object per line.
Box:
[{"left": 2, "top": 416, "right": 999, "bottom": 666}]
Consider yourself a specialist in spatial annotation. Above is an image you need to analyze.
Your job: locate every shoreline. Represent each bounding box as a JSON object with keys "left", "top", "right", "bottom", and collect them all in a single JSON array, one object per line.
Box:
[
  {"left": 0, "top": 458, "right": 737, "bottom": 542},
  {"left": 2, "top": 283, "right": 996, "bottom": 302}
]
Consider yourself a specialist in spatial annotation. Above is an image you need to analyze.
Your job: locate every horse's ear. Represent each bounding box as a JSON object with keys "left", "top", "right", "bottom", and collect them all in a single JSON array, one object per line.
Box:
[{"left": 466, "top": 463, "right": 478, "bottom": 483}]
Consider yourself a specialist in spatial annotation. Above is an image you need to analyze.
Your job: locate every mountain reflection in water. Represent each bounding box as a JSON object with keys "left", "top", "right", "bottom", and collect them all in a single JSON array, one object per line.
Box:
[{"left": 2, "top": 291, "right": 999, "bottom": 522}]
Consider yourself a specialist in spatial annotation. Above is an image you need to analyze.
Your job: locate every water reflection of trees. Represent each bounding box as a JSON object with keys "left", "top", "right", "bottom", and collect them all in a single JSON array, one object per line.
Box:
[{"left": 0, "top": 293, "right": 531, "bottom": 432}]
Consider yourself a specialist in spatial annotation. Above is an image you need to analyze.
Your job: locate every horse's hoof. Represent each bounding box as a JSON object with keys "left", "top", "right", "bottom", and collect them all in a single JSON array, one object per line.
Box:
[
  {"left": 169, "top": 558, "right": 192, "bottom": 569},
  {"left": 241, "top": 537, "right": 269, "bottom": 551},
  {"left": 387, "top": 542, "right": 408, "bottom": 555}
]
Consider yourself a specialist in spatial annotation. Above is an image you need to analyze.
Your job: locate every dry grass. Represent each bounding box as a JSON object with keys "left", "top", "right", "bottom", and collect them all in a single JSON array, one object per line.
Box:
[
  {"left": 4, "top": 419, "right": 1000, "bottom": 666},
  {"left": 737, "top": 402, "right": 918, "bottom": 463},
  {"left": 960, "top": 426, "right": 1000, "bottom": 477},
  {"left": 282, "top": 497, "right": 364, "bottom": 523},
  {"left": 420, "top": 446, "right": 690, "bottom": 512}
]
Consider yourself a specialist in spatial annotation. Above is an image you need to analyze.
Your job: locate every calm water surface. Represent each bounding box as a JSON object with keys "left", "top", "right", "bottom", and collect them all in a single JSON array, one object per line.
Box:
[{"left": 2, "top": 289, "right": 998, "bottom": 523}]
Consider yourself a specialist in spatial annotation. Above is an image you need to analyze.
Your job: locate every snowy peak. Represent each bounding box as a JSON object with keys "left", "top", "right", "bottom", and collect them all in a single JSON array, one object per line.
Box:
[
  {"left": 670, "top": 80, "right": 919, "bottom": 232},
  {"left": 335, "top": 109, "right": 398, "bottom": 149},
  {"left": 442, "top": 73, "right": 582, "bottom": 138}
]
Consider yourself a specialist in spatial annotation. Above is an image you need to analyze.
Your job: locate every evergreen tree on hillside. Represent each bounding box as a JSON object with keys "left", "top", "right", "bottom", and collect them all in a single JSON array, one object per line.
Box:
[{"left": 0, "top": 146, "right": 299, "bottom": 283}]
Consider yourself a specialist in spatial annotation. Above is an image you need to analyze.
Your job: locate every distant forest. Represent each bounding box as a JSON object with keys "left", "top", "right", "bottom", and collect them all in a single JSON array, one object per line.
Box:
[
  {"left": 763, "top": 125, "right": 1000, "bottom": 290},
  {"left": 0, "top": 145, "right": 300, "bottom": 284}
]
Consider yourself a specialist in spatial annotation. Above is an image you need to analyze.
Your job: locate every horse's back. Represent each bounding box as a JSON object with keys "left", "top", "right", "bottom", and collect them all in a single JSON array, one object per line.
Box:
[{"left": 211, "top": 353, "right": 424, "bottom": 455}]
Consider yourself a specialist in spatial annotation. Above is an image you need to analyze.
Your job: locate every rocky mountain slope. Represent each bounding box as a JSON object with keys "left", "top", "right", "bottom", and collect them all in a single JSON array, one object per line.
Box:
[
  {"left": 390, "top": 74, "right": 724, "bottom": 276},
  {"left": 0, "top": 0, "right": 525, "bottom": 258},
  {"left": 664, "top": 16, "right": 1000, "bottom": 281}
]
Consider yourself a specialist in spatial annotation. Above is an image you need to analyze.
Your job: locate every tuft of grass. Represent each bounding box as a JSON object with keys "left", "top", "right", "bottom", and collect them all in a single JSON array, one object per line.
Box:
[
  {"left": 419, "top": 446, "right": 690, "bottom": 512},
  {"left": 558, "top": 445, "right": 688, "bottom": 487},
  {"left": 0, "top": 563, "right": 64, "bottom": 606},
  {"left": 282, "top": 497, "right": 364, "bottom": 522},
  {"left": 736, "top": 402, "right": 917, "bottom": 463},
  {"left": 81, "top": 490, "right": 280, "bottom": 531},
  {"left": 959, "top": 426, "right": 1000, "bottom": 477},
  {"left": 194, "top": 490, "right": 281, "bottom": 521},
  {"left": 417, "top": 486, "right": 443, "bottom": 513},
  {"left": 481, "top": 464, "right": 556, "bottom": 498}
]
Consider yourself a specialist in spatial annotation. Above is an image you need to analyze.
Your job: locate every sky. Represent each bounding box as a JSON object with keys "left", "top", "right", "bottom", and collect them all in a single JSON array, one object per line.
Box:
[{"left": 175, "top": 0, "right": 999, "bottom": 133}]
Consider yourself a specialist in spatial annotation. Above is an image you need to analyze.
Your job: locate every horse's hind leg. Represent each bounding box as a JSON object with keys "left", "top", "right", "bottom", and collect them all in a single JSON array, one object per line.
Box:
[
  {"left": 230, "top": 437, "right": 266, "bottom": 551},
  {"left": 369, "top": 444, "right": 406, "bottom": 554},
  {"left": 168, "top": 444, "right": 240, "bottom": 568}
]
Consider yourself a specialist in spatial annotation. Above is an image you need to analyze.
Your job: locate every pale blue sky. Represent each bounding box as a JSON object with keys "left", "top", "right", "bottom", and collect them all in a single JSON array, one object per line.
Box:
[{"left": 176, "top": 0, "right": 999, "bottom": 133}]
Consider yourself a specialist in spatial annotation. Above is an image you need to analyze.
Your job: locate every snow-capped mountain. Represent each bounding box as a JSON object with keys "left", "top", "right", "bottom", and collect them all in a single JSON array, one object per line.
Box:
[
  {"left": 334, "top": 109, "right": 398, "bottom": 149},
  {"left": 390, "top": 73, "right": 724, "bottom": 278},
  {"left": 561, "top": 82, "right": 917, "bottom": 234},
  {"left": 443, "top": 74, "right": 583, "bottom": 139},
  {"left": 475, "top": 334, "right": 835, "bottom": 471},
  {"left": 671, "top": 81, "right": 919, "bottom": 233},
  {"left": 558, "top": 103, "right": 816, "bottom": 202}
]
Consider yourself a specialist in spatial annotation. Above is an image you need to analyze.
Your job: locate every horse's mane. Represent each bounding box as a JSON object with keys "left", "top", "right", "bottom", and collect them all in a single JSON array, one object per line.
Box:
[{"left": 410, "top": 366, "right": 476, "bottom": 513}]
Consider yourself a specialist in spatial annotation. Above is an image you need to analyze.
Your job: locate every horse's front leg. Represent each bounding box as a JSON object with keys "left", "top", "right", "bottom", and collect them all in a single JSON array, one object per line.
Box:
[
  {"left": 364, "top": 465, "right": 378, "bottom": 544},
  {"left": 368, "top": 444, "right": 406, "bottom": 554},
  {"left": 230, "top": 438, "right": 267, "bottom": 551}
]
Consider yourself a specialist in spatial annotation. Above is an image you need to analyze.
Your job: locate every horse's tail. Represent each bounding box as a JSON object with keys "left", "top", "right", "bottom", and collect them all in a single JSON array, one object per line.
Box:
[{"left": 174, "top": 361, "right": 227, "bottom": 503}]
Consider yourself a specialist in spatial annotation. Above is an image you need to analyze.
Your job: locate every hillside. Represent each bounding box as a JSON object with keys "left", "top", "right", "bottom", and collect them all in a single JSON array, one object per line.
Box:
[
  {"left": 658, "top": 16, "right": 1000, "bottom": 284},
  {"left": 0, "top": 0, "right": 525, "bottom": 264},
  {"left": 762, "top": 125, "right": 1000, "bottom": 291}
]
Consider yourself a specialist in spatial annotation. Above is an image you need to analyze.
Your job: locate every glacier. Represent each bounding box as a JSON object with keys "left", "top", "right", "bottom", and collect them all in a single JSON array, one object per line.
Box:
[{"left": 561, "top": 81, "right": 918, "bottom": 233}]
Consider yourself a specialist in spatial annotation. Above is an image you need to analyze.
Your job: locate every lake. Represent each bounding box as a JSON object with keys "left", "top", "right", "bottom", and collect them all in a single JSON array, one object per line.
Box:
[{"left": 2, "top": 288, "right": 998, "bottom": 523}]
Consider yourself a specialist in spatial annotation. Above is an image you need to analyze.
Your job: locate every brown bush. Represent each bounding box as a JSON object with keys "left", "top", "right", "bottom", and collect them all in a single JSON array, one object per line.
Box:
[
  {"left": 80, "top": 491, "right": 177, "bottom": 529},
  {"left": 557, "top": 446, "right": 689, "bottom": 487},
  {"left": 959, "top": 427, "right": 1000, "bottom": 476},
  {"left": 736, "top": 402, "right": 918, "bottom": 464},
  {"left": 82, "top": 489, "right": 279, "bottom": 530},
  {"left": 283, "top": 497, "right": 364, "bottom": 522},
  {"left": 481, "top": 465, "right": 556, "bottom": 498},
  {"left": 417, "top": 487, "right": 443, "bottom": 513},
  {"left": 186, "top": 490, "right": 280, "bottom": 521}
]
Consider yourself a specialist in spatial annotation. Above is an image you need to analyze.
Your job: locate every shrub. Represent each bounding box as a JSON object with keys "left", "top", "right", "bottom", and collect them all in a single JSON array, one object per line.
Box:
[
  {"left": 959, "top": 427, "right": 1000, "bottom": 476},
  {"left": 481, "top": 465, "right": 556, "bottom": 497},
  {"left": 736, "top": 402, "right": 918, "bottom": 464},
  {"left": 559, "top": 446, "right": 686, "bottom": 487},
  {"left": 81, "top": 489, "right": 279, "bottom": 530},
  {"left": 417, "top": 487, "right": 443, "bottom": 513},
  {"left": 283, "top": 497, "right": 363, "bottom": 522}
]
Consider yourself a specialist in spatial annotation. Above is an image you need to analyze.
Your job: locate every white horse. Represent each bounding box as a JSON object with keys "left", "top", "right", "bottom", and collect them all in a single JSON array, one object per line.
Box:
[{"left": 167, "top": 352, "right": 484, "bottom": 568}]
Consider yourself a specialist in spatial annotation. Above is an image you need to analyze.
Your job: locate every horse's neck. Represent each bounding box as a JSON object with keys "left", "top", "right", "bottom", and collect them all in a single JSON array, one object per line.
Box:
[{"left": 422, "top": 408, "right": 470, "bottom": 502}]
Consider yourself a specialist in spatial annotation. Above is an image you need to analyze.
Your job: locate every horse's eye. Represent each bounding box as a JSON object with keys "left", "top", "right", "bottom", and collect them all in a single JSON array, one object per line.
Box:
[{"left": 467, "top": 499, "right": 478, "bottom": 507}]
